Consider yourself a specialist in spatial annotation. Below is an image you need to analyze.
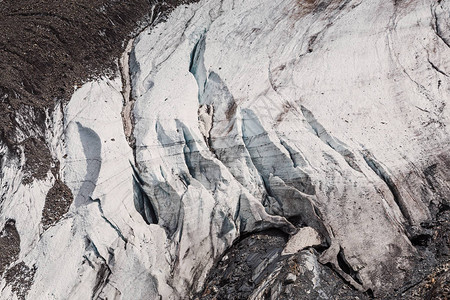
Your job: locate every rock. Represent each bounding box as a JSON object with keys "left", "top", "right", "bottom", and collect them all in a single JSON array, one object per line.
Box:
[
  {"left": 201, "top": 240, "right": 368, "bottom": 300},
  {"left": 282, "top": 227, "right": 322, "bottom": 255},
  {"left": 211, "top": 286, "right": 218, "bottom": 294},
  {"left": 198, "top": 230, "right": 288, "bottom": 299},
  {"left": 285, "top": 273, "right": 297, "bottom": 284}
]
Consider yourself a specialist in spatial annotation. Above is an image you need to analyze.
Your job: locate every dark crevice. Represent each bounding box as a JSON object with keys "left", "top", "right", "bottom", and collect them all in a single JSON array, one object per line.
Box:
[
  {"left": 177, "top": 221, "right": 184, "bottom": 244},
  {"left": 279, "top": 139, "right": 298, "bottom": 168},
  {"left": 428, "top": 58, "right": 449, "bottom": 77},
  {"left": 86, "top": 237, "right": 101, "bottom": 257},
  {"left": 197, "top": 104, "right": 216, "bottom": 156},
  {"left": 178, "top": 172, "right": 191, "bottom": 188},
  {"left": 362, "top": 152, "right": 411, "bottom": 223},
  {"left": 311, "top": 243, "right": 329, "bottom": 253},
  {"left": 287, "top": 215, "right": 304, "bottom": 227},
  {"left": 205, "top": 106, "right": 216, "bottom": 155},
  {"left": 189, "top": 36, "right": 202, "bottom": 73},
  {"left": 365, "top": 288, "right": 374, "bottom": 298},
  {"left": 438, "top": 202, "right": 450, "bottom": 214},
  {"left": 337, "top": 247, "right": 363, "bottom": 286},
  {"left": 92, "top": 198, "right": 129, "bottom": 244},
  {"left": 261, "top": 177, "right": 275, "bottom": 199},
  {"left": 300, "top": 105, "right": 362, "bottom": 173},
  {"left": 234, "top": 195, "right": 241, "bottom": 223},
  {"left": 324, "top": 262, "right": 358, "bottom": 289},
  {"left": 130, "top": 162, "right": 158, "bottom": 225},
  {"left": 188, "top": 34, "right": 207, "bottom": 104},
  {"left": 313, "top": 205, "right": 323, "bottom": 220},
  {"left": 181, "top": 127, "right": 196, "bottom": 178},
  {"left": 83, "top": 255, "right": 95, "bottom": 269},
  {"left": 84, "top": 237, "right": 113, "bottom": 299},
  {"left": 431, "top": 5, "right": 450, "bottom": 49},
  {"left": 410, "top": 234, "right": 431, "bottom": 247},
  {"left": 92, "top": 262, "right": 112, "bottom": 299}
]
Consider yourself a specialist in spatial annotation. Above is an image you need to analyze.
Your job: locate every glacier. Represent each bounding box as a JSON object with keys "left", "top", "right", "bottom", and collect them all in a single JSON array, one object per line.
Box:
[{"left": 0, "top": 0, "right": 449, "bottom": 299}]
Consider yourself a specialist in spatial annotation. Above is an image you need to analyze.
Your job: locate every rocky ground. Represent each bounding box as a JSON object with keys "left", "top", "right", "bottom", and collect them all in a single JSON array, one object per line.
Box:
[
  {"left": 198, "top": 224, "right": 449, "bottom": 299},
  {"left": 197, "top": 203, "right": 449, "bottom": 299},
  {"left": 0, "top": 0, "right": 154, "bottom": 148}
]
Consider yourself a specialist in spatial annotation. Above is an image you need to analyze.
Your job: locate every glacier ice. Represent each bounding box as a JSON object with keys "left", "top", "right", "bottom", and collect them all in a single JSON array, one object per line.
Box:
[{"left": 0, "top": 0, "right": 449, "bottom": 298}]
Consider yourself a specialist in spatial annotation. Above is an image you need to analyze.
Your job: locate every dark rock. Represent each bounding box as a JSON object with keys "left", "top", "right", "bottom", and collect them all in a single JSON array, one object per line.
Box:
[
  {"left": 284, "top": 273, "right": 296, "bottom": 284},
  {"left": 4, "top": 262, "right": 37, "bottom": 300},
  {"left": 0, "top": 220, "right": 20, "bottom": 275},
  {"left": 41, "top": 179, "right": 73, "bottom": 230}
]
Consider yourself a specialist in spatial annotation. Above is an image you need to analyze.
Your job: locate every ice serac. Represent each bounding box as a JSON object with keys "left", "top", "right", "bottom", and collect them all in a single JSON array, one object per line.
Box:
[
  {"left": 130, "top": 0, "right": 449, "bottom": 296},
  {"left": 0, "top": 0, "right": 449, "bottom": 299}
]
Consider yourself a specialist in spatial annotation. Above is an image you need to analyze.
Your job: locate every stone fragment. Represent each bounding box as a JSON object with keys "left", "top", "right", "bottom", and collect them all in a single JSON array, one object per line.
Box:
[
  {"left": 285, "top": 273, "right": 297, "bottom": 284},
  {"left": 282, "top": 227, "right": 322, "bottom": 255}
]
